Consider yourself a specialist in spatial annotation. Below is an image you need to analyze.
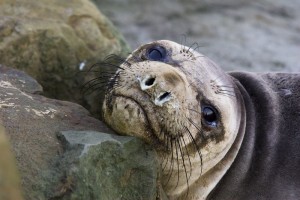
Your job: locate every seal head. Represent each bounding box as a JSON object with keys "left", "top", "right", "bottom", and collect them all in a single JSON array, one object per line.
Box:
[{"left": 103, "top": 40, "right": 245, "bottom": 199}]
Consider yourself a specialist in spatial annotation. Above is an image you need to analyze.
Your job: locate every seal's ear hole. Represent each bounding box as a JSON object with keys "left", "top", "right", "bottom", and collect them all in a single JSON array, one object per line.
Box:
[
  {"left": 202, "top": 106, "right": 218, "bottom": 127},
  {"left": 146, "top": 46, "right": 167, "bottom": 61}
]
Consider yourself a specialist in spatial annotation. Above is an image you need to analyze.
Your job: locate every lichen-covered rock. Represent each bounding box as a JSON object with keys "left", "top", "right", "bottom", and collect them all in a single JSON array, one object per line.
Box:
[
  {"left": 55, "top": 131, "right": 166, "bottom": 200},
  {"left": 0, "top": 64, "right": 43, "bottom": 94},
  {"left": 0, "top": 125, "right": 23, "bottom": 200},
  {"left": 0, "top": 65, "right": 114, "bottom": 199},
  {"left": 0, "top": 0, "right": 130, "bottom": 119}
]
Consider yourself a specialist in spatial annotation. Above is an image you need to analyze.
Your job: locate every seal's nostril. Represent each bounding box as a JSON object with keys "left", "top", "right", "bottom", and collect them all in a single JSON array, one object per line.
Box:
[
  {"left": 138, "top": 75, "right": 156, "bottom": 90},
  {"left": 145, "top": 77, "right": 156, "bottom": 86},
  {"left": 154, "top": 91, "right": 171, "bottom": 106},
  {"left": 158, "top": 92, "right": 171, "bottom": 101}
]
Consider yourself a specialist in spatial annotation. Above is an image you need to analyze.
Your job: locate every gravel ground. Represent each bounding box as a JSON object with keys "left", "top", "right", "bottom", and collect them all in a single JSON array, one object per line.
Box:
[{"left": 94, "top": 0, "right": 300, "bottom": 72}]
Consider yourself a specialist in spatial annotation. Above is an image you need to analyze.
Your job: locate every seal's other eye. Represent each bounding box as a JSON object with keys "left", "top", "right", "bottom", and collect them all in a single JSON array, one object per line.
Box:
[
  {"left": 202, "top": 106, "right": 218, "bottom": 127},
  {"left": 146, "top": 46, "right": 167, "bottom": 61}
]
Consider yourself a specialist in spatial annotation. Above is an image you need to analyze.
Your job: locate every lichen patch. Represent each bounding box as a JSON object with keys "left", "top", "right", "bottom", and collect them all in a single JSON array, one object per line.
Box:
[{"left": 31, "top": 108, "right": 57, "bottom": 118}]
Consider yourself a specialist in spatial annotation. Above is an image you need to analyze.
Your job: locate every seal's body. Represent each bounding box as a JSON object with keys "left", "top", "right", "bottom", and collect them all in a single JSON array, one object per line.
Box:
[
  {"left": 102, "top": 40, "right": 300, "bottom": 200},
  {"left": 210, "top": 72, "right": 300, "bottom": 200}
]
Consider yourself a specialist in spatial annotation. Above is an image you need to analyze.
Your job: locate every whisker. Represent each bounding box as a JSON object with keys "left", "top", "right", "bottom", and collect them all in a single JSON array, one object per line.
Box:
[
  {"left": 217, "top": 92, "right": 236, "bottom": 98},
  {"left": 212, "top": 74, "right": 224, "bottom": 82},
  {"left": 183, "top": 125, "right": 203, "bottom": 175},
  {"left": 180, "top": 133, "right": 192, "bottom": 180},
  {"left": 186, "top": 117, "right": 204, "bottom": 140},
  {"left": 165, "top": 137, "right": 175, "bottom": 186},
  {"left": 103, "top": 54, "right": 128, "bottom": 64},
  {"left": 82, "top": 82, "right": 108, "bottom": 95},
  {"left": 194, "top": 55, "right": 205, "bottom": 59},
  {"left": 179, "top": 34, "right": 188, "bottom": 52},
  {"left": 177, "top": 137, "right": 189, "bottom": 197},
  {"left": 82, "top": 74, "right": 118, "bottom": 90},
  {"left": 94, "top": 63, "right": 124, "bottom": 69},
  {"left": 87, "top": 62, "right": 126, "bottom": 72},
  {"left": 217, "top": 85, "right": 235, "bottom": 88},
  {"left": 162, "top": 133, "right": 171, "bottom": 172},
  {"left": 217, "top": 88, "right": 235, "bottom": 92},
  {"left": 187, "top": 42, "right": 200, "bottom": 52},
  {"left": 188, "top": 108, "right": 201, "bottom": 115},
  {"left": 174, "top": 138, "right": 180, "bottom": 189},
  {"left": 166, "top": 138, "right": 174, "bottom": 185}
]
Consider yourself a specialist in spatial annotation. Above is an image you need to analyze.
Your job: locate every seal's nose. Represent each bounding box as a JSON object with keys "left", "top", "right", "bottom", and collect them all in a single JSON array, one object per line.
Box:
[{"left": 138, "top": 75, "right": 173, "bottom": 107}]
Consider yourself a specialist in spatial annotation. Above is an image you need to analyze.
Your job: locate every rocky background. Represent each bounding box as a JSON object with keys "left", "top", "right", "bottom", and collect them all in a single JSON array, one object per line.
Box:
[
  {"left": 0, "top": 0, "right": 299, "bottom": 199},
  {"left": 0, "top": 0, "right": 130, "bottom": 119},
  {"left": 95, "top": 0, "right": 300, "bottom": 72},
  {"left": 0, "top": 0, "right": 161, "bottom": 199}
]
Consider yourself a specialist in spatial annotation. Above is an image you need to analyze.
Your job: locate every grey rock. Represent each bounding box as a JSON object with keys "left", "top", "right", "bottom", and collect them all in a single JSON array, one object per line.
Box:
[
  {"left": 54, "top": 131, "right": 165, "bottom": 200},
  {"left": 0, "top": 65, "right": 42, "bottom": 94},
  {"left": 0, "top": 65, "right": 114, "bottom": 199},
  {"left": 94, "top": 0, "right": 300, "bottom": 72}
]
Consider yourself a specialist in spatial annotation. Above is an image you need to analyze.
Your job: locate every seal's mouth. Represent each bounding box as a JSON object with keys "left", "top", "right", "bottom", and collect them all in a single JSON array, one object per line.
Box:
[{"left": 103, "top": 94, "right": 165, "bottom": 148}]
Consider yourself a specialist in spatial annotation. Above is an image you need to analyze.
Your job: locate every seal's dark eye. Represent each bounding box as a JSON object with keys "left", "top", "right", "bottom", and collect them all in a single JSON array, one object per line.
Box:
[
  {"left": 202, "top": 106, "right": 218, "bottom": 127},
  {"left": 147, "top": 46, "right": 167, "bottom": 61}
]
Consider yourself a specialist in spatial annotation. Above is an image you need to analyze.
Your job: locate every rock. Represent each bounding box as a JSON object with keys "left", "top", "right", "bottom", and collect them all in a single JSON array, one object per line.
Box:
[
  {"left": 54, "top": 131, "right": 165, "bottom": 200},
  {"left": 0, "top": 0, "right": 131, "bottom": 119},
  {"left": 0, "top": 125, "right": 23, "bottom": 200},
  {"left": 0, "top": 64, "right": 42, "bottom": 94},
  {"left": 0, "top": 65, "right": 114, "bottom": 199},
  {"left": 94, "top": 0, "right": 300, "bottom": 72}
]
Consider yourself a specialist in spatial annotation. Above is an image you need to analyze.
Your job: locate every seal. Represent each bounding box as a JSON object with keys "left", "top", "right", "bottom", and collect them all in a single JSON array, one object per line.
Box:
[{"left": 102, "top": 40, "right": 300, "bottom": 200}]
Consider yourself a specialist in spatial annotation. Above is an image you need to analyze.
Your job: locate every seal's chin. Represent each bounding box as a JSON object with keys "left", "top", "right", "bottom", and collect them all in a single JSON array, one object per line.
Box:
[{"left": 103, "top": 95, "right": 157, "bottom": 145}]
